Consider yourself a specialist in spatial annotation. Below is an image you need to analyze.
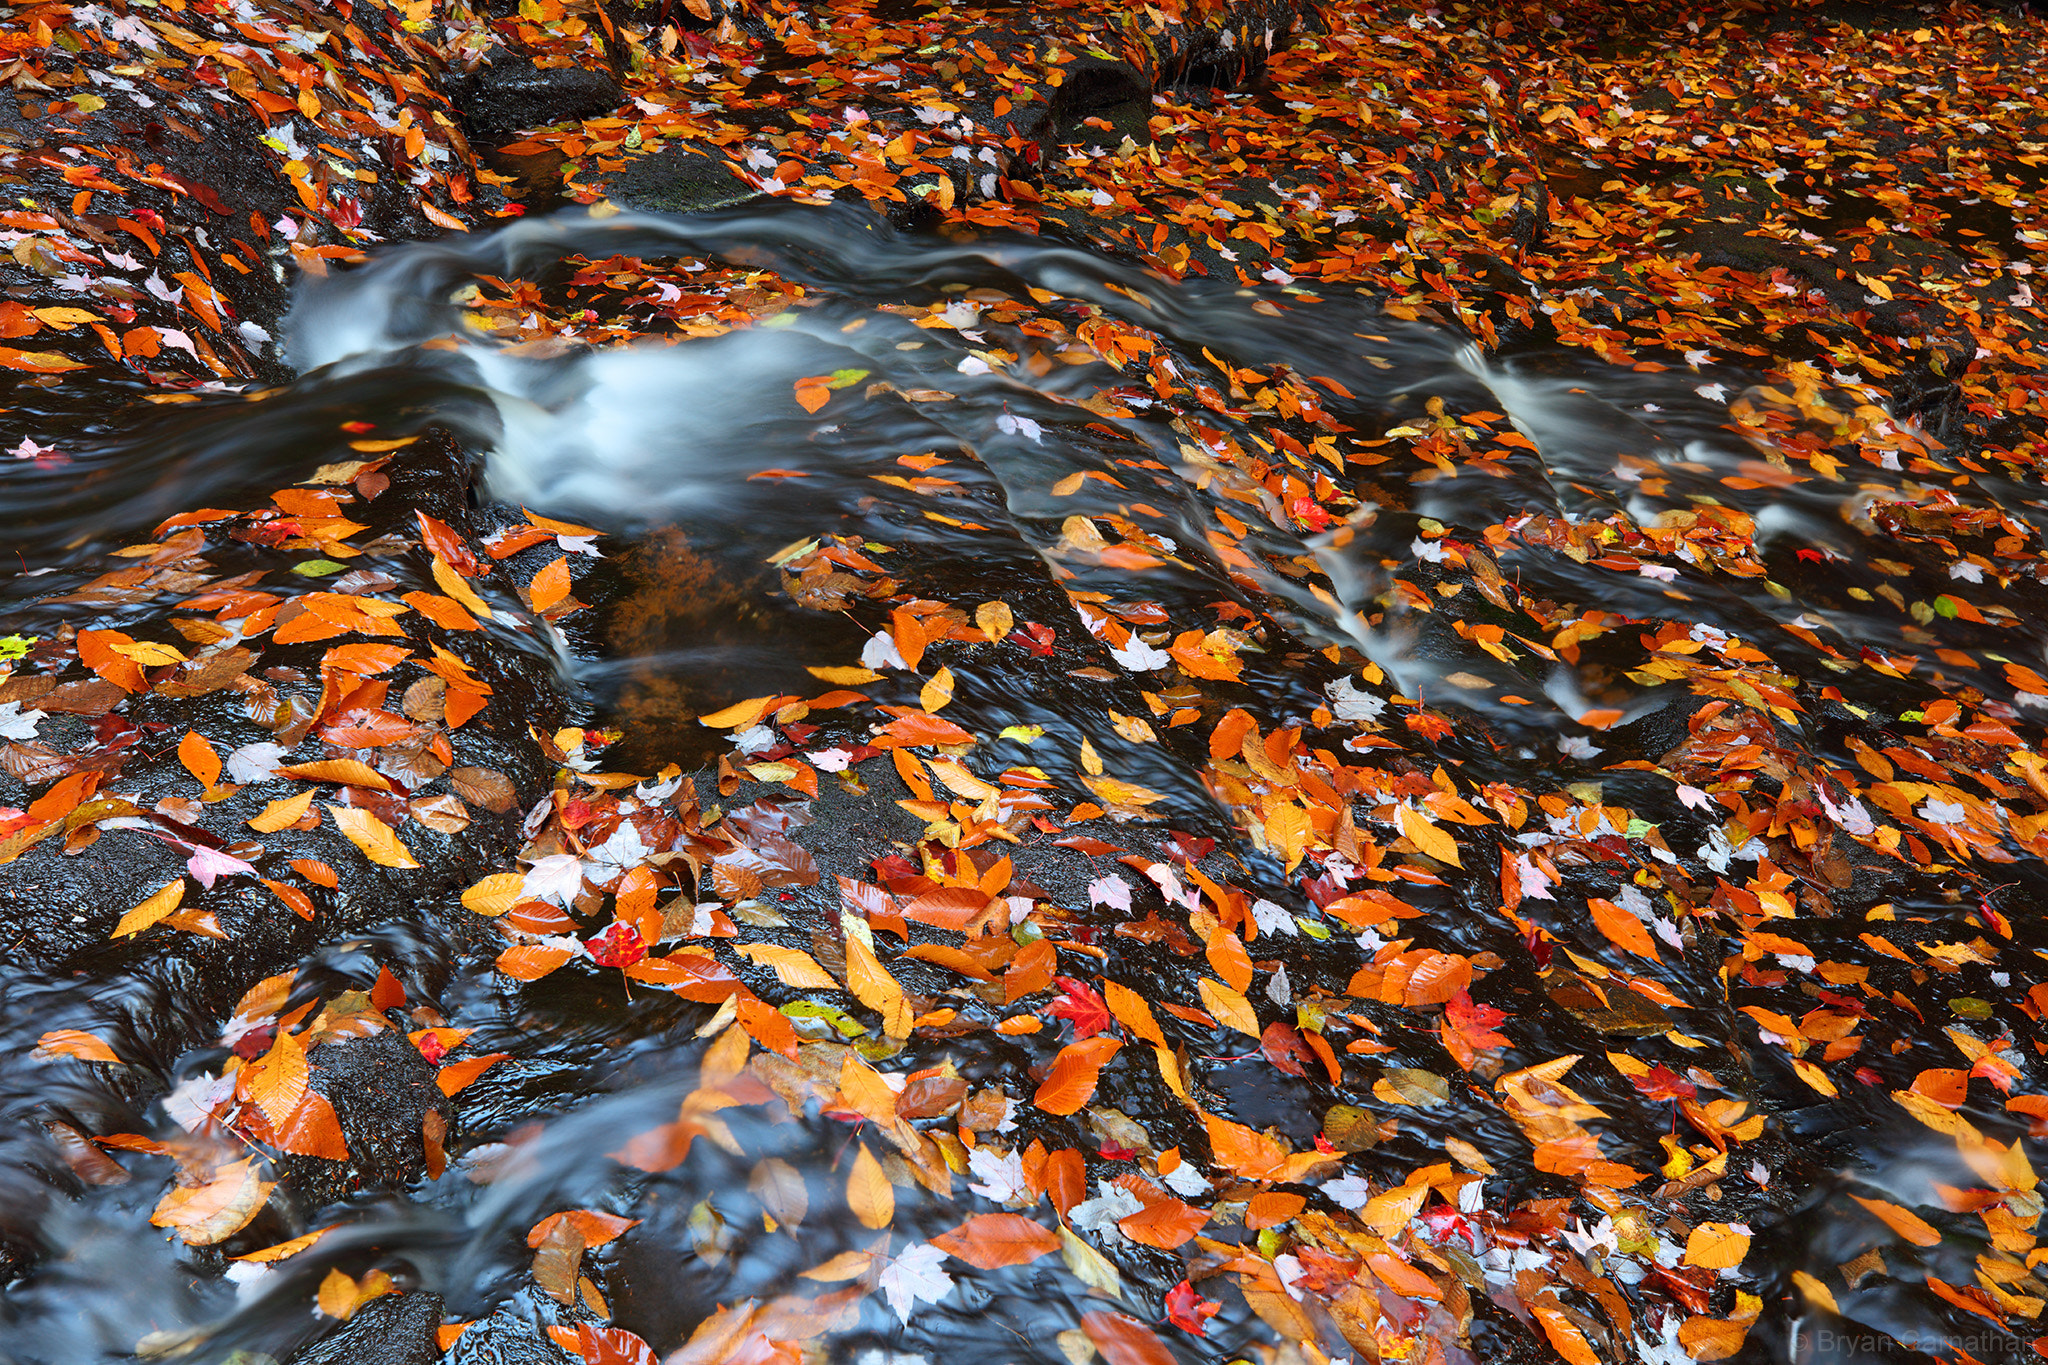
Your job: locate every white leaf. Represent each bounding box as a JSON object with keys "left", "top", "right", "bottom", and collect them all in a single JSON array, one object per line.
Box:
[
  {"left": 1323, "top": 1173, "right": 1372, "bottom": 1210},
  {"left": 1109, "top": 636, "right": 1171, "bottom": 671},
  {"left": 1067, "top": 1183, "right": 1143, "bottom": 1239},
  {"left": 967, "top": 1147, "right": 1027, "bottom": 1203},
  {"left": 0, "top": 702, "right": 45, "bottom": 741},
  {"left": 1325, "top": 677, "right": 1386, "bottom": 723},
  {"left": 226, "top": 742, "right": 286, "bottom": 785},
  {"left": 878, "top": 1243, "right": 954, "bottom": 1323},
  {"left": 1087, "top": 875, "right": 1131, "bottom": 913},
  {"left": 1250, "top": 898, "right": 1298, "bottom": 937},
  {"left": 522, "top": 854, "right": 586, "bottom": 907},
  {"left": 995, "top": 412, "right": 1043, "bottom": 444}
]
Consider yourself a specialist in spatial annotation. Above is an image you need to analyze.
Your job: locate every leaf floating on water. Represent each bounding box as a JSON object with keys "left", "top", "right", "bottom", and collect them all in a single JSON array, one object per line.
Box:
[
  {"left": 150, "top": 1157, "right": 274, "bottom": 1246},
  {"left": 846, "top": 1143, "right": 894, "bottom": 1230},
  {"left": 34, "top": 1029, "right": 122, "bottom": 1064},
  {"left": 1682, "top": 1221, "right": 1753, "bottom": 1270}
]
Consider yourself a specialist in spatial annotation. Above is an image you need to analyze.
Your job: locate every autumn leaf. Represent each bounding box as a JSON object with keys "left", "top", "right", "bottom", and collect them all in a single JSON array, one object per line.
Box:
[
  {"left": 528, "top": 1210, "right": 640, "bottom": 1250},
  {"left": 248, "top": 789, "right": 316, "bottom": 834},
  {"left": 1850, "top": 1194, "right": 1942, "bottom": 1247},
  {"left": 34, "top": 1029, "right": 122, "bottom": 1064},
  {"left": 243, "top": 1028, "right": 309, "bottom": 1128},
  {"left": 151, "top": 1158, "right": 275, "bottom": 1245},
  {"left": 1397, "top": 804, "right": 1461, "bottom": 867},
  {"left": 178, "top": 730, "right": 222, "bottom": 789},
  {"left": 931, "top": 1213, "right": 1059, "bottom": 1268},
  {"left": 735, "top": 943, "right": 837, "bottom": 988},
  {"left": 113, "top": 881, "right": 185, "bottom": 939},
  {"left": 1033, "top": 1036, "right": 1122, "bottom": 1115},
  {"left": 328, "top": 805, "right": 420, "bottom": 868},
  {"left": 1682, "top": 1221, "right": 1752, "bottom": 1270},
  {"left": 529, "top": 556, "right": 570, "bottom": 612},
  {"left": 1588, "top": 896, "right": 1660, "bottom": 961},
  {"left": 844, "top": 930, "right": 912, "bottom": 1039},
  {"left": 1116, "top": 1199, "right": 1208, "bottom": 1249},
  {"left": 461, "top": 872, "right": 527, "bottom": 917},
  {"left": 847, "top": 1143, "right": 894, "bottom": 1229},
  {"left": 1103, "top": 980, "right": 1166, "bottom": 1046}
]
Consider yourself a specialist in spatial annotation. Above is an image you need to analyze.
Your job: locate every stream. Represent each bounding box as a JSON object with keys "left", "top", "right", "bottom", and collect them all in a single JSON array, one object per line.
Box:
[{"left": 4, "top": 201, "right": 2046, "bottom": 1365}]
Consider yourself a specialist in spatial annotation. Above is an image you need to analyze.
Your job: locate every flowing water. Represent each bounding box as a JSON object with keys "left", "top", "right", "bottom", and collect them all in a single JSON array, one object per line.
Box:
[{"left": 4, "top": 202, "right": 2045, "bottom": 1363}]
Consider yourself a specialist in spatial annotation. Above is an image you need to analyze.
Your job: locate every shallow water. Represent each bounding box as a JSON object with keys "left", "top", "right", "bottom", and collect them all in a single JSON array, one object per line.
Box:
[{"left": 4, "top": 202, "right": 2047, "bottom": 1364}]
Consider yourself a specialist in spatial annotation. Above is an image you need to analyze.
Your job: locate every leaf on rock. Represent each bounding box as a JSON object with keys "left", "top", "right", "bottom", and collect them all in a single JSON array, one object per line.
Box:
[
  {"left": 329, "top": 805, "right": 420, "bottom": 868},
  {"left": 113, "top": 880, "right": 185, "bottom": 939}
]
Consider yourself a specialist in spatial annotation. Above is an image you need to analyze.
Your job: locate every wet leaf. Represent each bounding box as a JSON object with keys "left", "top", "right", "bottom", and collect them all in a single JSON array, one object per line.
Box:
[
  {"left": 150, "top": 1158, "right": 274, "bottom": 1246},
  {"left": 931, "top": 1213, "right": 1059, "bottom": 1268},
  {"left": 847, "top": 1143, "right": 894, "bottom": 1229},
  {"left": 1033, "top": 1037, "right": 1121, "bottom": 1115},
  {"left": 1683, "top": 1222, "right": 1752, "bottom": 1270},
  {"left": 112, "top": 880, "right": 185, "bottom": 939},
  {"left": 328, "top": 805, "right": 420, "bottom": 868}
]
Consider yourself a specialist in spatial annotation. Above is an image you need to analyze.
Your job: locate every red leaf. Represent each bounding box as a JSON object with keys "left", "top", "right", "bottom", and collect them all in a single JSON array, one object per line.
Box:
[
  {"left": 417, "top": 513, "right": 484, "bottom": 576},
  {"left": 1165, "top": 1280, "right": 1221, "bottom": 1335},
  {"left": 1046, "top": 976, "right": 1113, "bottom": 1040}
]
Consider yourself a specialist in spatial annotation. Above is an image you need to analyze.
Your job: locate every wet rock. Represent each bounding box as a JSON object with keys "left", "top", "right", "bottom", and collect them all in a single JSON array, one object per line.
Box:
[
  {"left": 448, "top": 53, "right": 625, "bottom": 147},
  {"left": 284, "top": 1029, "right": 452, "bottom": 1208},
  {"left": 289, "top": 1289, "right": 444, "bottom": 1365},
  {"left": 446, "top": 1306, "right": 564, "bottom": 1365},
  {"left": 601, "top": 145, "right": 762, "bottom": 215}
]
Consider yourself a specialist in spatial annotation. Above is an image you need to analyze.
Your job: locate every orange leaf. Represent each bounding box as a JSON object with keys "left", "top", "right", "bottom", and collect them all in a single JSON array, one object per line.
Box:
[
  {"left": 1850, "top": 1194, "right": 1942, "bottom": 1247},
  {"left": 272, "top": 1090, "right": 350, "bottom": 1160},
  {"left": 263, "top": 879, "right": 317, "bottom": 919},
  {"left": 34, "top": 1029, "right": 121, "bottom": 1064},
  {"left": 1682, "top": 1221, "right": 1752, "bottom": 1270},
  {"left": 1115, "top": 1199, "right": 1207, "bottom": 1249},
  {"left": 845, "top": 933, "right": 911, "bottom": 1039},
  {"left": 76, "top": 628, "right": 144, "bottom": 692},
  {"left": 1103, "top": 981, "right": 1165, "bottom": 1046},
  {"left": 178, "top": 731, "right": 221, "bottom": 788},
  {"left": 437, "top": 1053, "right": 508, "bottom": 1096},
  {"left": 931, "top": 1213, "right": 1059, "bottom": 1268},
  {"left": 1589, "top": 897, "right": 1660, "bottom": 962},
  {"left": 527, "top": 1210, "right": 640, "bottom": 1250},
  {"left": 150, "top": 1157, "right": 274, "bottom": 1246},
  {"left": 1245, "top": 1190, "right": 1306, "bottom": 1229},
  {"left": 1080, "top": 1312, "right": 1176, "bottom": 1365},
  {"left": 1530, "top": 1300, "right": 1602, "bottom": 1365},
  {"left": 400, "top": 591, "right": 480, "bottom": 631},
  {"left": 1032, "top": 1036, "right": 1121, "bottom": 1115},
  {"left": 243, "top": 1028, "right": 308, "bottom": 1127},
  {"left": 498, "top": 944, "right": 575, "bottom": 981},
  {"left": 528, "top": 556, "right": 570, "bottom": 612},
  {"left": 277, "top": 758, "right": 391, "bottom": 791}
]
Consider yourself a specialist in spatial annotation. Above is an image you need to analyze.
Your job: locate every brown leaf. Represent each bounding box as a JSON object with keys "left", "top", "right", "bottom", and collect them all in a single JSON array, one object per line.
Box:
[{"left": 448, "top": 767, "right": 515, "bottom": 813}]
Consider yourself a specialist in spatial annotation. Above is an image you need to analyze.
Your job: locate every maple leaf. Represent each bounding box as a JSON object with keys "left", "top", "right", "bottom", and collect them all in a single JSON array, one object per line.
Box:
[
  {"left": 1164, "top": 1280, "right": 1221, "bottom": 1335},
  {"left": 1439, "top": 989, "right": 1510, "bottom": 1070},
  {"left": 523, "top": 854, "right": 586, "bottom": 907},
  {"left": 877, "top": 1242, "right": 954, "bottom": 1323},
  {"left": 1045, "top": 976, "right": 1113, "bottom": 1039},
  {"left": 587, "top": 921, "right": 648, "bottom": 970},
  {"left": 1631, "top": 1065, "right": 1698, "bottom": 1103}
]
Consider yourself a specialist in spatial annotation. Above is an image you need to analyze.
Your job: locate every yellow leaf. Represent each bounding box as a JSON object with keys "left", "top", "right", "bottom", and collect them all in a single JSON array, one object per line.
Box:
[
  {"left": 847, "top": 1144, "right": 894, "bottom": 1229},
  {"left": 113, "top": 881, "right": 185, "bottom": 938},
  {"left": 431, "top": 554, "right": 492, "bottom": 621},
  {"left": 1197, "top": 977, "right": 1261, "bottom": 1037},
  {"left": 736, "top": 943, "right": 838, "bottom": 988},
  {"left": 845, "top": 933, "right": 911, "bottom": 1039},
  {"left": 1683, "top": 1222, "right": 1752, "bottom": 1270},
  {"left": 233, "top": 1226, "right": 336, "bottom": 1263},
  {"left": 244, "top": 1028, "right": 308, "bottom": 1127},
  {"left": 111, "top": 639, "right": 187, "bottom": 666},
  {"left": 1791, "top": 1270, "right": 1838, "bottom": 1313},
  {"left": 1398, "top": 805, "right": 1461, "bottom": 866},
  {"left": 276, "top": 758, "right": 392, "bottom": 791},
  {"left": 247, "top": 788, "right": 316, "bottom": 834},
  {"left": 328, "top": 806, "right": 420, "bottom": 869},
  {"left": 461, "top": 872, "right": 526, "bottom": 917},
  {"left": 806, "top": 665, "right": 883, "bottom": 684},
  {"left": 919, "top": 666, "right": 955, "bottom": 712},
  {"left": 975, "top": 601, "right": 1013, "bottom": 642}
]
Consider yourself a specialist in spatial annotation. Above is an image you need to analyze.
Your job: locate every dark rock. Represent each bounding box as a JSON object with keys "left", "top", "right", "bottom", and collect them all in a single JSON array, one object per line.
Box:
[
  {"left": 600, "top": 145, "right": 762, "bottom": 215},
  {"left": 446, "top": 1306, "right": 564, "bottom": 1365},
  {"left": 284, "top": 1028, "right": 452, "bottom": 1207},
  {"left": 448, "top": 53, "right": 624, "bottom": 147},
  {"left": 289, "top": 1289, "right": 444, "bottom": 1365}
]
